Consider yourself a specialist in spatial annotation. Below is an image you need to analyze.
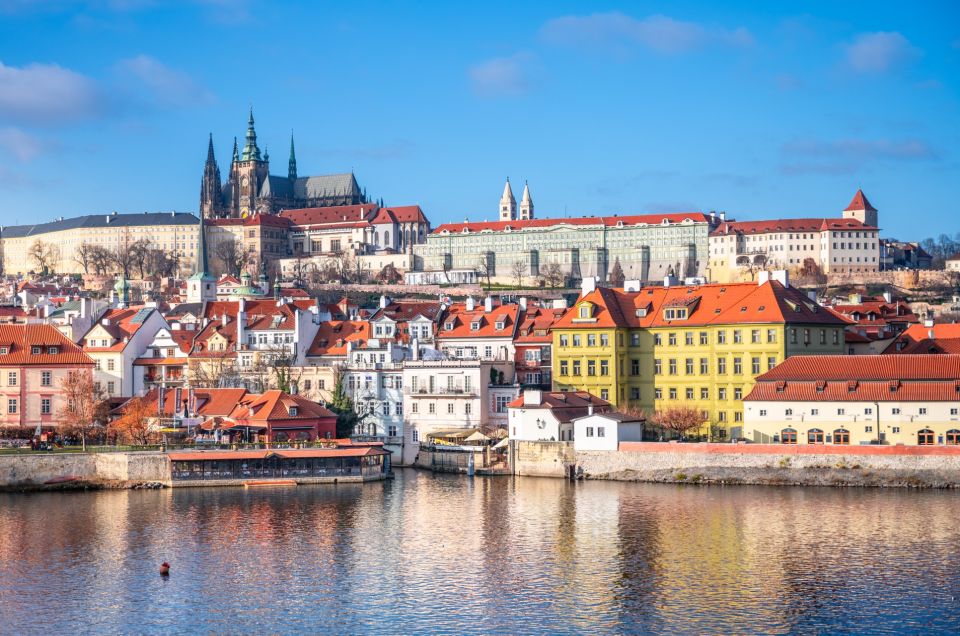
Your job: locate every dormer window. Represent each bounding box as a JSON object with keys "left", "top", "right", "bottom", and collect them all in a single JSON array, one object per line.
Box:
[
  {"left": 495, "top": 321, "right": 505, "bottom": 330},
  {"left": 471, "top": 321, "right": 481, "bottom": 331},
  {"left": 579, "top": 306, "right": 590, "bottom": 319},
  {"left": 444, "top": 321, "right": 454, "bottom": 331},
  {"left": 47, "top": 346, "right": 58, "bottom": 355},
  {"left": 635, "top": 307, "right": 647, "bottom": 317},
  {"left": 289, "top": 406, "right": 298, "bottom": 416},
  {"left": 663, "top": 308, "right": 688, "bottom": 320},
  {"left": 0, "top": 346, "right": 7, "bottom": 354},
  {"left": 31, "top": 346, "right": 40, "bottom": 354}
]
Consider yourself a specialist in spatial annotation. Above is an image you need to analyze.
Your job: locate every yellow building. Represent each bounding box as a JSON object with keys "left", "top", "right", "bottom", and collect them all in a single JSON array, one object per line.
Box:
[
  {"left": 553, "top": 272, "right": 846, "bottom": 439},
  {"left": 0, "top": 212, "right": 200, "bottom": 276}
]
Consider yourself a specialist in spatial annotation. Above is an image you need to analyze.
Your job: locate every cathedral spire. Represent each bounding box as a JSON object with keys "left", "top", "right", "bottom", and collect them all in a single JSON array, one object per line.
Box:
[
  {"left": 519, "top": 180, "right": 534, "bottom": 220},
  {"left": 199, "top": 133, "right": 222, "bottom": 218},
  {"left": 206, "top": 133, "right": 216, "bottom": 162},
  {"left": 288, "top": 131, "right": 297, "bottom": 181},
  {"left": 499, "top": 177, "right": 516, "bottom": 221},
  {"left": 241, "top": 107, "right": 261, "bottom": 161},
  {"left": 232, "top": 136, "right": 239, "bottom": 163}
]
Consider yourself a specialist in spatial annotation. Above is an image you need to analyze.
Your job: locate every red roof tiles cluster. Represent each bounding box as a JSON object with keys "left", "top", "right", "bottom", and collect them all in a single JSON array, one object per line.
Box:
[
  {"left": 440, "top": 302, "right": 519, "bottom": 339},
  {"left": 0, "top": 324, "right": 93, "bottom": 365},
  {"left": 432, "top": 212, "right": 710, "bottom": 235},
  {"left": 710, "top": 217, "right": 877, "bottom": 236}
]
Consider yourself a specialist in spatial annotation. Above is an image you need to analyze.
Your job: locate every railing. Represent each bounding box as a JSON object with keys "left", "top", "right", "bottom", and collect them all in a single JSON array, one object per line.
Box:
[{"left": 404, "top": 387, "right": 477, "bottom": 396}]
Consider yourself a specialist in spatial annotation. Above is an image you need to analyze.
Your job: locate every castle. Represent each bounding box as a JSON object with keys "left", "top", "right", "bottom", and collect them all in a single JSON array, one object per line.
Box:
[{"left": 200, "top": 109, "right": 368, "bottom": 219}]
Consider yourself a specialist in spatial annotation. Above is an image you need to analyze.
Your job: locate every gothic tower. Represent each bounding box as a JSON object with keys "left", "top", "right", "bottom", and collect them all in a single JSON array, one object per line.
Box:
[
  {"left": 199, "top": 133, "right": 222, "bottom": 219},
  {"left": 234, "top": 108, "right": 270, "bottom": 218},
  {"left": 499, "top": 177, "right": 516, "bottom": 222},
  {"left": 288, "top": 132, "right": 297, "bottom": 181},
  {"left": 842, "top": 188, "right": 878, "bottom": 228},
  {"left": 519, "top": 181, "right": 534, "bottom": 220}
]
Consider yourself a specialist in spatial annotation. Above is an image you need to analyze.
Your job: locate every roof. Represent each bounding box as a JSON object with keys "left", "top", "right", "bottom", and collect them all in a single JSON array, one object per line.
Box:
[
  {"left": 83, "top": 306, "right": 158, "bottom": 351},
  {"left": 844, "top": 188, "right": 877, "bottom": 212},
  {"left": 278, "top": 204, "right": 376, "bottom": 227},
  {"left": 368, "top": 300, "right": 442, "bottom": 323},
  {"left": 0, "top": 212, "right": 199, "bottom": 238},
  {"left": 885, "top": 323, "right": 960, "bottom": 354},
  {"left": 167, "top": 447, "right": 388, "bottom": 462},
  {"left": 307, "top": 320, "right": 370, "bottom": 356},
  {"left": 756, "top": 354, "right": 960, "bottom": 381},
  {"left": 507, "top": 390, "right": 613, "bottom": 423},
  {"left": 710, "top": 217, "right": 877, "bottom": 236},
  {"left": 369, "top": 205, "right": 428, "bottom": 225},
  {"left": 439, "top": 302, "right": 519, "bottom": 339},
  {"left": 125, "top": 388, "right": 248, "bottom": 417},
  {"left": 230, "top": 390, "right": 336, "bottom": 422},
  {"left": 554, "top": 281, "right": 845, "bottom": 330},
  {"left": 514, "top": 306, "right": 567, "bottom": 344},
  {"left": 432, "top": 212, "right": 710, "bottom": 235},
  {"left": 0, "top": 324, "right": 93, "bottom": 365}
]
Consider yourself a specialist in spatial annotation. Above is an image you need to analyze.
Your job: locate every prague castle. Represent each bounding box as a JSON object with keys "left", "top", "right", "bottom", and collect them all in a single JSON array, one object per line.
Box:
[{"left": 200, "top": 109, "right": 368, "bottom": 219}]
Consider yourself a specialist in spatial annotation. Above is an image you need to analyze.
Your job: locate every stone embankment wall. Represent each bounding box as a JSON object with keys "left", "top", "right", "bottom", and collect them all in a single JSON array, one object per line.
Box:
[
  {"left": 576, "top": 443, "right": 960, "bottom": 488},
  {"left": 0, "top": 452, "right": 170, "bottom": 490},
  {"left": 512, "top": 441, "right": 575, "bottom": 478}
]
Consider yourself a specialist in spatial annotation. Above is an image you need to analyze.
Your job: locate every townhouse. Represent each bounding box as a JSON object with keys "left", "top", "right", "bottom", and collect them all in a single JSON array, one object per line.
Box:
[
  {"left": 507, "top": 389, "right": 611, "bottom": 442},
  {"left": 81, "top": 306, "right": 168, "bottom": 398}
]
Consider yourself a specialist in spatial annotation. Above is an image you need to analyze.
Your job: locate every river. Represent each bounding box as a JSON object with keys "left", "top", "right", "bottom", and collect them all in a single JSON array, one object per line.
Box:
[{"left": 0, "top": 470, "right": 958, "bottom": 634}]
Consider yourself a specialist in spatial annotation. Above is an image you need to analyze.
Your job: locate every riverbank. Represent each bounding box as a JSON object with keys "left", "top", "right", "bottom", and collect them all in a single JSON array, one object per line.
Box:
[
  {"left": 512, "top": 441, "right": 960, "bottom": 488},
  {"left": 0, "top": 451, "right": 171, "bottom": 491}
]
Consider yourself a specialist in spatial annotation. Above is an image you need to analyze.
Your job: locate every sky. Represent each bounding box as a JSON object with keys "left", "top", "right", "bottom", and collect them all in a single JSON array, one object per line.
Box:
[{"left": 0, "top": 1, "right": 957, "bottom": 240}]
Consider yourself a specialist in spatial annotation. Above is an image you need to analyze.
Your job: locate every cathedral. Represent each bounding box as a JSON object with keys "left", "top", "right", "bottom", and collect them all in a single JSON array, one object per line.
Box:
[{"left": 200, "top": 109, "right": 368, "bottom": 219}]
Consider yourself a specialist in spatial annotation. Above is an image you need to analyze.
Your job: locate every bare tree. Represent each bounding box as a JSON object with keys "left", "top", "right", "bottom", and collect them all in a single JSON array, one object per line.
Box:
[
  {"left": 477, "top": 255, "right": 493, "bottom": 289},
  {"left": 129, "top": 238, "right": 153, "bottom": 279},
  {"left": 609, "top": 257, "right": 625, "bottom": 287},
  {"left": 74, "top": 242, "right": 96, "bottom": 274},
  {"left": 376, "top": 263, "right": 402, "bottom": 284},
  {"left": 190, "top": 351, "right": 240, "bottom": 388},
  {"left": 89, "top": 245, "right": 113, "bottom": 275},
  {"left": 651, "top": 406, "right": 705, "bottom": 440},
  {"left": 29, "top": 239, "right": 59, "bottom": 274},
  {"left": 542, "top": 261, "right": 565, "bottom": 290},
  {"left": 214, "top": 236, "right": 247, "bottom": 276},
  {"left": 511, "top": 260, "right": 526, "bottom": 289},
  {"left": 289, "top": 255, "right": 310, "bottom": 288},
  {"left": 146, "top": 247, "right": 180, "bottom": 278},
  {"left": 57, "top": 370, "right": 108, "bottom": 451}
]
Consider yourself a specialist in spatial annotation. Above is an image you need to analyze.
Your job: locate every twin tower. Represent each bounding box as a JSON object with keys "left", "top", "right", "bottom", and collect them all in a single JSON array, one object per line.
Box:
[{"left": 499, "top": 178, "right": 534, "bottom": 222}]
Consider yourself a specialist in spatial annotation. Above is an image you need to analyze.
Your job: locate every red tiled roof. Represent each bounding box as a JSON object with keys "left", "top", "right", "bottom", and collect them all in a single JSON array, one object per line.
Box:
[
  {"left": 439, "top": 302, "right": 519, "bottom": 339},
  {"left": 507, "top": 390, "right": 613, "bottom": 422},
  {"left": 279, "top": 204, "right": 377, "bottom": 227},
  {"left": 0, "top": 324, "right": 93, "bottom": 365},
  {"left": 844, "top": 188, "right": 877, "bottom": 212},
  {"left": 368, "top": 300, "right": 442, "bottom": 323},
  {"left": 710, "top": 217, "right": 877, "bottom": 236},
  {"left": 167, "top": 447, "right": 389, "bottom": 462},
  {"left": 370, "top": 205, "right": 428, "bottom": 225},
  {"left": 432, "top": 212, "right": 710, "bottom": 235},
  {"left": 123, "top": 387, "right": 248, "bottom": 418},
  {"left": 230, "top": 390, "right": 336, "bottom": 422},
  {"left": 307, "top": 320, "right": 370, "bottom": 356},
  {"left": 884, "top": 323, "right": 960, "bottom": 354},
  {"left": 83, "top": 306, "right": 157, "bottom": 351},
  {"left": 514, "top": 307, "right": 566, "bottom": 344},
  {"left": 757, "top": 354, "right": 960, "bottom": 381}
]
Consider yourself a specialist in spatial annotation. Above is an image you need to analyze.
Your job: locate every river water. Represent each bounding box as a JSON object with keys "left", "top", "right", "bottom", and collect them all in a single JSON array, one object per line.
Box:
[{"left": 1, "top": 470, "right": 958, "bottom": 634}]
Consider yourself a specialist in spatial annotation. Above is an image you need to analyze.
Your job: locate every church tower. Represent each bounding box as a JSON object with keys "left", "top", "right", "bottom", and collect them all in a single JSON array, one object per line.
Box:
[
  {"left": 199, "top": 133, "right": 222, "bottom": 219},
  {"left": 187, "top": 216, "right": 216, "bottom": 304},
  {"left": 499, "top": 178, "right": 516, "bottom": 221},
  {"left": 519, "top": 181, "right": 534, "bottom": 220},
  {"left": 234, "top": 108, "right": 270, "bottom": 218},
  {"left": 843, "top": 188, "right": 878, "bottom": 228},
  {"left": 288, "top": 132, "right": 297, "bottom": 181}
]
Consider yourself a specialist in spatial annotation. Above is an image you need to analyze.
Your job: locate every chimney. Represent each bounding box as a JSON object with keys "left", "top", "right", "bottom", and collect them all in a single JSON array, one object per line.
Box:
[
  {"left": 379, "top": 295, "right": 389, "bottom": 309},
  {"left": 519, "top": 297, "right": 527, "bottom": 311},
  {"left": 484, "top": 296, "right": 493, "bottom": 313},
  {"left": 359, "top": 207, "right": 364, "bottom": 219},
  {"left": 773, "top": 270, "right": 791, "bottom": 288},
  {"left": 581, "top": 276, "right": 597, "bottom": 296},
  {"left": 924, "top": 312, "right": 934, "bottom": 328},
  {"left": 525, "top": 389, "right": 542, "bottom": 406},
  {"left": 411, "top": 337, "right": 420, "bottom": 360},
  {"left": 466, "top": 296, "right": 476, "bottom": 311},
  {"left": 624, "top": 280, "right": 641, "bottom": 292},
  {"left": 719, "top": 211, "right": 726, "bottom": 221},
  {"left": 807, "top": 291, "right": 817, "bottom": 302},
  {"left": 238, "top": 297, "right": 246, "bottom": 312},
  {"left": 587, "top": 404, "right": 594, "bottom": 416},
  {"left": 883, "top": 291, "right": 892, "bottom": 303},
  {"left": 757, "top": 271, "right": 771, "bottom": 286}
]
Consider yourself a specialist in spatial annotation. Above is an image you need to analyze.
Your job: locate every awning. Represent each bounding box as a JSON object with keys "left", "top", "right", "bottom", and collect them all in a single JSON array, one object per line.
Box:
[
  {"left": 464, "top": 431, "right": 491, "bottom": 443},
  {"left": 492, "top": 438, "right": 509, "bottom": 450}
]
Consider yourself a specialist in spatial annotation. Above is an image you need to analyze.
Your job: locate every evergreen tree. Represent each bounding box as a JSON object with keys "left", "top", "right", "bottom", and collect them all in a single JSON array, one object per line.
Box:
[
  {"left": 329, "top": 367, "right": 359, "bottom": 438},
  {"left": 609, "top": 257, "right": 626, "bottom": 287}
]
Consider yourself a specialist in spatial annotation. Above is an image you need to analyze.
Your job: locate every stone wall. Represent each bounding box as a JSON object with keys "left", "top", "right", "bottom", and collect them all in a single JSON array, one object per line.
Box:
[
  {"left": 574, "top": 442, "right": 960, "bottom": 488},
  {"left": 511, "top": 440, "right": 575, "bottom": 478},
  {"left": 0, "top": 452, "right": 170, "bottom": 490}
]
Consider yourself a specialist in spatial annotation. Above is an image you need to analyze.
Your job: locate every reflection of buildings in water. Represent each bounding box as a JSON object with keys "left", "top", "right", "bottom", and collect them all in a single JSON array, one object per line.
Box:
[{"left": 614, "top": 489, "right": 663, "bottom": 627}]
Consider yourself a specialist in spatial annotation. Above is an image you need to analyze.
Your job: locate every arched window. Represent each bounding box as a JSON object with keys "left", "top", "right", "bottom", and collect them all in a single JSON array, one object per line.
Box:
[
  {"left": 781, "top": 428, "right": 797, "bottom": 444},
  {"left": 373, "top": 231, "right": 379, "bottom": 246},
  {"left": 918, "top": 428, "right": 935, "bottom": 445},
  {"left": 807, "top": 428, "right": 824, "bottom": 444},
  {"left": 384, "top": 230, "right": 390, "bottom": 247},
  {"left": 404, "top": 228, "right": 410, "bottom": 246},
  {"left": 833, "top": 428, "right": 850, "bottom": 445},
  {"left": 947, "top": 429, "right": 960, "bottom": 445}
]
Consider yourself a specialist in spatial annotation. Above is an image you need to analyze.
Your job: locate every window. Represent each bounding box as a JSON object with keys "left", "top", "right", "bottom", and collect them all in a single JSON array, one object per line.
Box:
[
  {"left": 759, "top": 409, "right": 767, "bottom": 417},
  {"left": 718, "top": 358, "right": 727, "bottom": 374},
  {"left": 700, "top": 388, "right": 708, "bottom": 400},
  {"left": 946, "top": 430, "right": 960, "bottom": 445},
  {"left": 600, "top": 360, "right": 608, "bottom": 376},
  {"left": 668, "top": 333, "right": 677, "bottom": 346},
  {"left": 447, "top": 403, "right": 454, "bottom": 414},
  {"left": 412, "top": 429, "right": 419, "bottom": 442},
  {"left": 579, "top": 306, "right": 590, "bottom": 319},
  {"left": 7, "top": 371, "right": 17, "bottom": 386},
  {"left": 41, "top": 371, "right": 51, "bottom": 386},
  {"left": 40, "top": 398, "right": 51, "bottom": 415},
  {"left": 864, "top": 407, "right": 873, "bottom": 415},
  {"left": 952, "top": 408, "right": 959, "bottom": 416},
  {"left": 587, "top": 334, "right": 596, "bottom": 347},
  {"left": 631, "top": 359, "right": 640, "bottom": 375},
  {"left": 654, "top": 359, "right": 661, "bottom": 375},
  {"left": 412, "top": 403, "right": 418, "bottom": 413},
  {"left": 572, "top": 361, "right": 581, "bottom": 375},
  {"left": 892, "top": 408, "right": 900, "bottom": 415},
  {"left": 597, "top": 426, "right": 605, "bottom": 437},
  {"left": 865, "top": 425, "right": 873, "bottom": 433},
  {"left": 559, "top": 335, "right": 568, "bottom": 347},
  {"left": 107, "top": 382, "right": 115, "bottom": 394},
  {"left": 751, "top": 357, "right": 760, "bottom": 375},
  {"left": 560, "top": 361, "right": 569, "bottom": 376},
  {"left": 751, "top": 329, "right": 760, "bottom": 344},
  {"left": 586, "top": 427, "right": 594, "bottom": 437},
  {"left": 572, "top": 335, "right": 581, "bottom": 347},
  {"left": 495, "top": 396, "right": 510, "bottom": 413},
  {"left": 781, "top": 428, "right": 797, "bottom": 444},
  {"left": 734, "top": 412, "right": 742, "bottom": 422},
  {"left": 428, "top": 403, "right": 435, "bottom": 414},
  {"left": 833, "top": 429, "right": 850, "bottom": 445},
  {"left": 654, "top": 334, "right": 662, "bottom": 346},
  {"left": 47, "top": 346, "right": 58, "bottom": 355},
  {"left": 700, "top": 358, "right": 709, "bottom": 374},
  {"left": 819, "top": 329, "right": 826, "bottom": 345},
  {"left": 630, "top": 388, "right": 640, "bottom": 400},
  {"left": 685, "top": 388, "right": 694, "bottom": 400},
  {"left": 892, "top": 426, "right": 900, "bottom": 433},
  {"left": 919, "top": 407, "right": 928, "bottom": 415},
  {"left": 918, "top": 428, "right": 935, "bottom": 445},
  {"left": 655, "top": 388, "right": 662, "bottom": 400},
  {"left": 717, "top": 330, "right": 726, "bottom": 344},
  {"left": 600, "top": 389, "right": 609, "bottom": 400},
  {"left": 790, "top": 328, "right": 797, "bottom": 344},
  {"left": 587, "top": 361, "right": 596, "bottom": 376},
  {"left": 465, "top": 403, "right": 472, "bottom": 415},
  {"left": 733, "top": 358, "right": 742, "bottom": 374},
  {"left": 7, "top": 398, "right": 16, "bottom": 414},
  {"left": 685, "top": 332, "right": 694, "bottom": 346},
  {"left": 699, "top": 332, "right": 708, "bottom": 345},
  {"left": 631, "top": 333, "right": 640, "bottom": 346},
  {"left": 733, "top": 330, "right": 742, "bottom": 344},
  {"left": 734, "top": 388, "right": 742, "bottom": 400},
  {"left": 718, "top": 388, "right": 727, "bottom": 400},
  {"left": 718, "top": 411, "right": 727, "bottom": 422},
  {"left": 669, "top": 388, "right": 677, "bottom": 400},
  {"left": 837, "top": 408, "right": 845, "bottom": 415},
  {"left": 808, "top": 429, "right": 824, "bottom": 444},
  {"left": 832, "top": 330, "right": 840, "bottom": 345},
  {"left": 767, "top": 329, "right": 776, "bottom": 343},
  {"left": 668, "top": 359, "right": 677, "bottom": 375},
  {"left": 600, "top": 334, "right": 609, "bottom": 347},
  {"left": 32, "top": 346, "right": 40, "bottom": 354},
  {"left": 107, "top": 359, "right": 115, "bottom": 371},
  {"left": 685, "top": 359, "right": 694, "bottom": 375},
  {"left": 767, "top": 356, "right": 776, "bottom": 371}
]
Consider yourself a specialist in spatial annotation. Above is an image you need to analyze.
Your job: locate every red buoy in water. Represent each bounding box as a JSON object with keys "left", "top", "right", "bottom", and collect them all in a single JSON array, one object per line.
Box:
[{"left": 160, "top": 562, "right": 170, "bottom": 576}]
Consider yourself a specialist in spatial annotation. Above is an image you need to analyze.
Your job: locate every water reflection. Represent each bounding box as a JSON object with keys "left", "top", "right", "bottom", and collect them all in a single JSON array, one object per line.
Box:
[{"left": 0, "top": 473, "right": 958, "bottom": 634}]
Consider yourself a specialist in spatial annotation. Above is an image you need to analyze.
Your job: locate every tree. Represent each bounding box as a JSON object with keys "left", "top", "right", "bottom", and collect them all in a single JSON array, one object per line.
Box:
[
  {"left": 89, "top": 245, "right": 114, "bottom": 275},
  {"left": 245, "top": 344, "right": 302, "bottom": 394},
  {"left": 74, "top": 242, "right": 96, "bottom": 274},
  {"left": 129, "top": 238, "right": 153, "bottom": 279},
  {"left": 609, "top": 257, "right": 625, "bottom": 287},
  {"left": 542, "top": 261, "right": 565, "bottom": 290},
  {"left": 797, "top": 258, "right": 827, "bottom": 286},
  {"left": 477, "top": 255, "right": 493, "bottom": 289},
  {"left": 190, "top": 351, "right": 240, "bottom": 388},
  {"left": 329, "top": 365, "right": 360, "bottom": 438},
  {"left": 28, "top": 239, "right": 59, "bottom": 275},
  {"left": 650, "top": 406, "right": 706, "bottom": 440},
  {"left": 146, "top": 247, "right": 180, "bottom": 278},
  {"left": 214, "top": 237, "right": 247, "bottom": 277},
  {"left": 511, "top": 260, "right": 526, "bottom": 289},
  {"left": 57, "top": 370, "right": 108, "bottom": 451},
  {"left": 376, "top": 263, "right": 402, "bottom": 284},
  {"left": 109, "top": 397, "right": 155, "bottom": 445}
]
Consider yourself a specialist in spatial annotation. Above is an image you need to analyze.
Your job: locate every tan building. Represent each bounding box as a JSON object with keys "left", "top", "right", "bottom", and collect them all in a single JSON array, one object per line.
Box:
[
  {"left": 708, "top": 190, "right": 881, "bottom": 283},
  {"left": 0, "top": 212, "right": 200, "bottom": 277}
]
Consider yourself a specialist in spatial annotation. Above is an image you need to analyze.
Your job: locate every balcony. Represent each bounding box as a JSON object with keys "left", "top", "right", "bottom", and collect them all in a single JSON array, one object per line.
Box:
[{"left": 405, "top": 387, "right": 478, "bottom": 397}]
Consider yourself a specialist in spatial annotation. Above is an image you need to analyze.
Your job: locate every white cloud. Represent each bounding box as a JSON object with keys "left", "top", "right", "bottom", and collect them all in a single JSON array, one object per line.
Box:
[
  {"left": 780, "top": 137, "right": 937, "bottom": 175},
  {"left": 115, "top": 55, "right": 214, "bottom": 107},
  {"left": 469, "top": 53, "right": 537, "bottom": 98},
  {"left": 0, "top": 127, "right": 44, "bottom": 161},
  {"left": 844, "top": 32, "right": 919, "bottom": 74},
  {"left": 0, "top": 60, "right": 101, "bottom": 125},
  {"left": 540, "top": 12, "right": 753, "bottom": 56}
]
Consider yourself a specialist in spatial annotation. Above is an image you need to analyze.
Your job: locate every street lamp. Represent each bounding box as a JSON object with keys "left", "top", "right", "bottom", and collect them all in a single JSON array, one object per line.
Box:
[{"left": 875, "top": 400, "right": 881, "bottom": 444}]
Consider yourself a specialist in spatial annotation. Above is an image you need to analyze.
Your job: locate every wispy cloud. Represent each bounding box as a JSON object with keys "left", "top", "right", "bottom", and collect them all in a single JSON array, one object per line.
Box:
[
  {"left": 541, "top": 12, "right": 753, "bottom": 56},
  {"left": 0, "top": 127, "right": 45, "bottom": 161},
  {"left": 843, "top": 32, "right": 919, "bottom": 74},
  {"left": 0, "top": 60, "right": 102, "bottom": 125},
  {"left": 469, "top": 53, "right": 538, "bottom": 98},
  {"left": 780, "top": 137, "right": 937, "bottom": 175},
  {"left": 644, "top": 200, "right": 700, "bottom": 213},
  {"left": 114, "top": 54, "right": 215, "bottom": 108}
]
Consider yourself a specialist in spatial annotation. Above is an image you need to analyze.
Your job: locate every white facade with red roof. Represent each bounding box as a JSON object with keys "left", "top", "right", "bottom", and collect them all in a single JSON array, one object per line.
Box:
[
  {"left": 708, "top": 190, "right": 881, "bottom": 282},
  {"left": 81, "top": 306, "right": 167, "bottom": 398},
  {"left": 744, "top": 355, "right": 960, "bottom": 446},
  {"left": 437, "top": 296, "right": 519, "bottom": 362},
  {"left": 507, "top": 389, "right": 611, "bottom": 442}
]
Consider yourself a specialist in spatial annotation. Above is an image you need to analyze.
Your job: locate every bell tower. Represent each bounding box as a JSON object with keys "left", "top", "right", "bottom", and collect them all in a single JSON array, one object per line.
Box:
[
  {"left": 199, "top": 133, "right": 222, "bottom": 219},
  {"left": 499, "top": 177, "right": 516, "bottom": 222},
  {"left": 519, "top": 181, "right": 534, "bottom": 220},
  {"left": 235, "top": 107, "right": 269, "bottom": 218}
]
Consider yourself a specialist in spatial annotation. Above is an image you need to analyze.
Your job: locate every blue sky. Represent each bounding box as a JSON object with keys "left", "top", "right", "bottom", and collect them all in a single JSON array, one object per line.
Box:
[{"left": 0, "top": 1, "right": 957, "bottom": 239}]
